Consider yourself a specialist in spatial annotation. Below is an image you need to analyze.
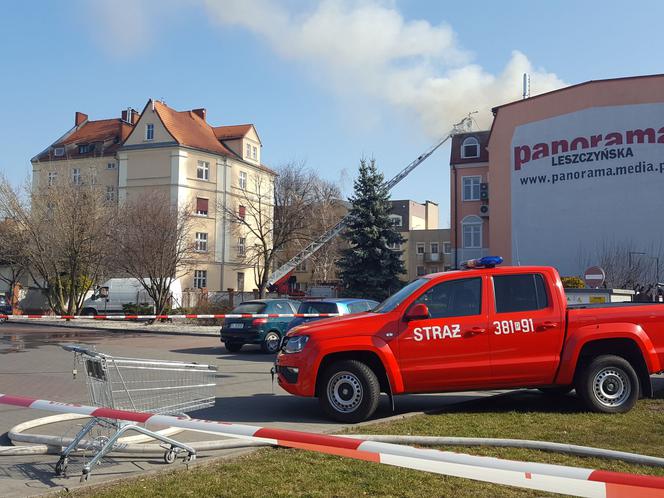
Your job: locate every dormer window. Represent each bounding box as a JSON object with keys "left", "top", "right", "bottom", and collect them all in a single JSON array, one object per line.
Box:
[
  {"left": 54, "top": 147, "right": 64, "bottom": 157},
  {"left": 461, "top": 137, "right": 480, "bottom": 159},
  {"left": 252, "top": 146, "right": 257, "bottom": 160},
  {"left": 146, "top": 123, "right": 154, "bottom": 141},
  {"left": 246, "top": 142, "right": 251, "bottom": 158},
  {"left": 78, "top": 144, "right": 90, "bottom": 154}
]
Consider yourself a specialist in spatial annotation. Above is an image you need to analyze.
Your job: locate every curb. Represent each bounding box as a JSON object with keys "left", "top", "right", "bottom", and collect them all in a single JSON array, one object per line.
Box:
[{"left": 11, "top": 320, "right": 218, "bottom": 338}]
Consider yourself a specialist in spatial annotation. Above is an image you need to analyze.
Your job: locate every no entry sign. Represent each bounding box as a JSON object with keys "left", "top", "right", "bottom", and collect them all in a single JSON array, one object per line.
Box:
[{"left": 584, "top": 266, "right": 606, "bottom": 289}]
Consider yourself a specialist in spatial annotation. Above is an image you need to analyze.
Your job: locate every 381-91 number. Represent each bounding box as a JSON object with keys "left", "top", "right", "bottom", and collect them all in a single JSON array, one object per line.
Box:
[{"left": 493, "top": 319, "right": 535, "bottom": 335}]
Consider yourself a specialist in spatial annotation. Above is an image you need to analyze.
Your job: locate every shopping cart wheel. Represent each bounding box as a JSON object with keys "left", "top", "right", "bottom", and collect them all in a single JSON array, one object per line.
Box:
[
  {"left": 184, "top": 453, "right": 195, "bottom": 463},
  {"left": 164, "top": 449, "right": 177, "bottom": 464},
  {"left": 55, "top": 456, "right": 68, "bottom": 477},
  {"left": 80, "top": 471, "right": 89, "bottom": 483}
]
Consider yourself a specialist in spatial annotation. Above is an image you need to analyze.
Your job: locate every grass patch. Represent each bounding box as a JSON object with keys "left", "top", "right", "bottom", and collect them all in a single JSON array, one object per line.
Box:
[{"left": 66, "top": 391, "right": 664, "bottom": 498}]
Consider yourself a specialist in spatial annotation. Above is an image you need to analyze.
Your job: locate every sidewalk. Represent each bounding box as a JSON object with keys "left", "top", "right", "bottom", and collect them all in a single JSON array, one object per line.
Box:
[{"left": 15, "top": 319, "right": 220, "bottom": 337}]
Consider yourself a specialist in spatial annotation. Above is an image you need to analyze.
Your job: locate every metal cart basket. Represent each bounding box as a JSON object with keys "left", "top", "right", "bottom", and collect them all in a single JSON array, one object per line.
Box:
[{"left": 56, "top": 345, "right": 217, "bottom": 480}]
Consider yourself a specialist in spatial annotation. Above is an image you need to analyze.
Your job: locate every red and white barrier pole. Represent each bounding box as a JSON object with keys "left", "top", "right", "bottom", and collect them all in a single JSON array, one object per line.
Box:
[
  {"left": 0, "top": 313, "right": 339, "bottom": 321},
  {"left": 1, "top": 394, "right": 662, "bottom": 497}
]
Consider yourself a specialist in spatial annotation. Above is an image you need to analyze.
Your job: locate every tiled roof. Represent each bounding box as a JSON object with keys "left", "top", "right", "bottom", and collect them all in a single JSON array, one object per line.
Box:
[
  {"left": 213, "top": 124, "right": 253, "bottom": 140},
  {"left": 153, "top": 101, "right": 235, "bottom": 157},
  {"left": 33, "top": 119, "right": 132, "bottom": 162}
]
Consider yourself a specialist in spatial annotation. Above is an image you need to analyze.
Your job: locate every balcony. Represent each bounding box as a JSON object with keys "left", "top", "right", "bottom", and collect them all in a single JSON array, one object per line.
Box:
[{"left": 424, "top": 252, "right": 441, "bottom": 263}]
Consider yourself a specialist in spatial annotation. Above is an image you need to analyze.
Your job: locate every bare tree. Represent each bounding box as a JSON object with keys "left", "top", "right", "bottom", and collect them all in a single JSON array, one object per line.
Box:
[
  {"left": 282, "top": 190, "right": 346, "bottom": 285},
  {"left": 0, "top": 174, "right": 114, "bottom": 314},
  {"left": 221, "top": 163, "right": 340, "bottom": 297},
  {"left": 0, "top": 218, "right": 29, "bottom": 308},
  {"left": 580, "top": 240, "right": 663, "bottom": 293},
  {"left": 112, "top": 191, "right": 195, "bottom": 315}
]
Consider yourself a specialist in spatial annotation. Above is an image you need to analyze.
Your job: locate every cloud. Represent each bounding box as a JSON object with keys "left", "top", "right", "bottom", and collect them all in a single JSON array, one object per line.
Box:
[{"left": 200, "top": 0, "right": 566, "bottom": 134}]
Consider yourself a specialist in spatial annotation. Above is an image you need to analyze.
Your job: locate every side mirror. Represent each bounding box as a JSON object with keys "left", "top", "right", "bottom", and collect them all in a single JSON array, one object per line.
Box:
[
  {"left": 99, "top": 287, "right": 109, "bottom": 298},
  {"left": 404, "top": 303, "right": 430, "bottom": 321}
]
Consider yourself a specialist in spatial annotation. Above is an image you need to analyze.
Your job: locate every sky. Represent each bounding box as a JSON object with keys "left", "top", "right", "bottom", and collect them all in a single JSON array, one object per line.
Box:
[{"left": 1, "top": 0, "right": 664, "bottom": 227}]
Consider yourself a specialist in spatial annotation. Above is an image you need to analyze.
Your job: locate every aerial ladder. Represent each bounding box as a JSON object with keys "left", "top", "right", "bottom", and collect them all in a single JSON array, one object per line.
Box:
[{"left": 268, "top": 115, "right": 475, "bottom": 291}]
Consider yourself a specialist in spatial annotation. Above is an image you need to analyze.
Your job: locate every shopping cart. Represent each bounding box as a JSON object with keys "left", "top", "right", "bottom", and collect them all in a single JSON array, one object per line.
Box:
[{"left": 56, "top": 345, "right": 217, "bottom": 481}]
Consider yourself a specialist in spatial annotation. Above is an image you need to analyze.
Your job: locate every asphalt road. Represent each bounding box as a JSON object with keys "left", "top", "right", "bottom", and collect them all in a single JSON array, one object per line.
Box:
[{"left": 0, "top": 323, "right": 490, "bottom": 497}]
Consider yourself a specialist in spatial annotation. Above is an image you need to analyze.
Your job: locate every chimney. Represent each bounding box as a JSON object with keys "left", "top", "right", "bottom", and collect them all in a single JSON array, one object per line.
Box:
[
  {"left": 192, "top": 108, "right": 206, "bottom": 121},
  {"left": 75, "top": 112, "right": 88, "bottom": 126},
  {"left": 121, "top": 108, "right": 140, "bottom": 125}
]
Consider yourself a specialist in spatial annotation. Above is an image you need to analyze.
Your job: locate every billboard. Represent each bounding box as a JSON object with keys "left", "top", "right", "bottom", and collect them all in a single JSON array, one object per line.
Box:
[{"left": 510, "top": 103, "right": 664, "bottom": 275}]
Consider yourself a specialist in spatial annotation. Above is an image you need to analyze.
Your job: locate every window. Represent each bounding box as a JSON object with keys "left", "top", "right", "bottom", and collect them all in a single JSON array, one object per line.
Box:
[
  {"left": 197, "top": 160, "right": 210, "bottom": 180},
  {"left": 416, "top": 242, "right": 425, "bottom": 254},
  {"left": 267, "top": 301, "right": 293, "bottom": 313},
  {"left": 237, "top": 272, "right": 245, "bottom": 292},
  {"left": 462, "top": 215, "right": 482, "bottom": 249},
  {"left": 193, "top": 270, "right": 207, "bottom": 289},
  {"left": 54, "top": 147, "right": 64, "bottom": 157},
  {"left": 72, "top": 168, "right": 81, "bottom": 185},
  {"left": 462, "top": 176, "right": 481, "bottom": 201},
  {"left": 196, "top": 197, "right": 208, "bottom": 216},
  {"left": 238, "top": 237, "right": 246, "bottom": 256},
  {"left": 239, "top": 171, "right": 247, "bottom": 189},
  {"left": 494, "top": 274, "right": 549, "bottom": 313},
  {"left": 461, "top": 136, "right": 480, "bottom": 159},
  {"left": 89, "top": 168, "right": 97, "bottom": 185},
  {"left": 298, "top": 301, "right": 339, "bottom": 314},
  {"left": 78, "top": 144, "right": 90, "bottom": 154},
  {"left": 389, "top": 214, "right": 403, "bottom": 227},
  {"left": 429, "top": 266, "right": 439, "bottom": 274},
  {"left": 252, "top": 146, "right": 257, "bottom": 160},
  {"left": 387, "top": 241, "right": 401, "bottom": 251},
  {"left": 238, "top": 205, "right": 246, "bottom": 220},
  {"left": 106, "top": 162, "right": 117, "bottom": 170},
  {"left": 413, "top": 277, "right": 482, "bottom": 318},
  {"left": 106, "top": 186, "right": 116, "bottom": 201},
  {"left": 195, "top": 232, "right": 208, "bottom": 252},
  {"left": 347, "top": 301, "right": 372, "bottom": 314},
  {"left": 443, "top": 242, "right": 452, "bottom": 254},
  {"left": 246, "top": 143, "right": 251, "bottom": 158},
  {"left": 48, "top": 172, "right": 57, "bottom": 186},
  {"left": 416, "top": 266, "right": 426, "bottom": 276},
  {"left": 430, "top": 242, "right": 439, "bottom": 254},
  {"left": 146, "top": 123, "right": 154, "bottom": 140}
]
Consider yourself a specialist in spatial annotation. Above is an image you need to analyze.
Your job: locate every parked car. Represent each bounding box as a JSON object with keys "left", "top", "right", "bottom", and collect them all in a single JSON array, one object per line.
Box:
[
  {"left": 220, "top": 299, "right": 299, "bottom": 354},
  {"left": 286, "top": 298, "right": 378, "bottom": 332},
  {"left": 0, "top": 295, "right": 11, "bottom": 323}
]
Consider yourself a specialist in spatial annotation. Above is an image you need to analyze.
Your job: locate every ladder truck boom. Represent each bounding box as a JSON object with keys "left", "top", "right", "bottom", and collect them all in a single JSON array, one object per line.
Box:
[{"left": 267, "top": 115, "right": 474, "bottom": 287}]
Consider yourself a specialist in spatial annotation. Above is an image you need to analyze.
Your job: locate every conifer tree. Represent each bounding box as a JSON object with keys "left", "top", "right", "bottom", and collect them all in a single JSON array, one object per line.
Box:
[{"left": 338, "top": 159, "right": 406, "bottom": 300}]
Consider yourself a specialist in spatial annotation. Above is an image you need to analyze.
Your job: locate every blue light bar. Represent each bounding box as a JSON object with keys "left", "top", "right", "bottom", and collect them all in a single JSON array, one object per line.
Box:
[{"left": 462, "top": 256, "right": 504, "bottom": 269}]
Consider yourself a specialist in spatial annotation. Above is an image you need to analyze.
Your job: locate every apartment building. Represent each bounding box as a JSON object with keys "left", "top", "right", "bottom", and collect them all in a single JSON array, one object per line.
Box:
[
  {"left": 449, "top": 74, "right": 664, "bottom": 276},
  {"left": 31, "top": 100, "right": 275, "bottom": 292},
  {"left": 389, "top": 200, "right": 452, "bottom": 280}
]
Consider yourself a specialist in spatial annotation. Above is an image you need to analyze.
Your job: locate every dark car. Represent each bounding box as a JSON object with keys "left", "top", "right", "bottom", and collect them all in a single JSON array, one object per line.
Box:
[
  {"left": 220, "top": 299, "right": 299, "bottom": 354},
  {"left": 0, "top": 295, "right": 11, "bottom": 323},
  {"left": 286, "top": 298, "right": 378, "bottom": 332}
]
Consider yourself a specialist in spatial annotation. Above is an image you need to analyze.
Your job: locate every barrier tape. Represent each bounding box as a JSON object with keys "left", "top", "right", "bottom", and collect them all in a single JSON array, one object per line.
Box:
[
  {"left": 1, "top": 393, "right": 662, "bottom": 497},
  {"left": 0, "top": 313, "right": 339, "bottom": 320}
]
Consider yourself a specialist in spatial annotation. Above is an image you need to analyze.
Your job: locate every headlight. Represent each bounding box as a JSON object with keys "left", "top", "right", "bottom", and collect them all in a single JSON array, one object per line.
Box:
[{"left": 283, "top": 335, "right": 309, "bottom": 354}]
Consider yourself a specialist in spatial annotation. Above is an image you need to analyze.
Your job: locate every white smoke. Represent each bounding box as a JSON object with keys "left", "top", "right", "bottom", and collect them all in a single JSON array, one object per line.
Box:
[
  {"left": 88, "top": 0, "right": 566, "bottom": 134},
  {"left": 200, "top": 0, "right": 566, "bottom": 133}
]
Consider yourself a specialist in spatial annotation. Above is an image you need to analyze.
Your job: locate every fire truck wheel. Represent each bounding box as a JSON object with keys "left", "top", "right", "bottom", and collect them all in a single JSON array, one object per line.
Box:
[
  {"left": 319, "top": 360, "right": 380, "bottom": 423},
  {"left": 576, "top": 355, "right": 639, "bottom": 413}
]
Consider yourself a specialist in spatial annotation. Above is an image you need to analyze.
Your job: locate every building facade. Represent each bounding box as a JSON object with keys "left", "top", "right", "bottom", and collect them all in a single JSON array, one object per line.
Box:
[
  {"left": 389, "top": 200, "right": 452, "bottom": 280},
  {"left": 449, "top": 74, "right": 664, "bottom": 276},
  {"left": 31, "top": 100, "right": 275, "bottom": 292}
]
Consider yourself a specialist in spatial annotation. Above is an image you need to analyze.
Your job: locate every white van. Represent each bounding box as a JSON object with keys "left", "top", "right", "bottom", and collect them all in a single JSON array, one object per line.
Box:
[{"left": 81, "top": 278, "right": 183, "bottom": 315}]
